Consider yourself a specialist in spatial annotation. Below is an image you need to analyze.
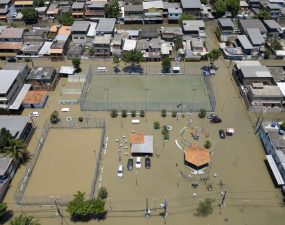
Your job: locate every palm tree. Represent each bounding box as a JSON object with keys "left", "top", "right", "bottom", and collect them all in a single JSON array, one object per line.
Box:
[
  {"left": 4, "top": 139, "right": 27, "bottom": 164},
  {"left": 10, "top": 214, "right": 40, "bottom": 225}
]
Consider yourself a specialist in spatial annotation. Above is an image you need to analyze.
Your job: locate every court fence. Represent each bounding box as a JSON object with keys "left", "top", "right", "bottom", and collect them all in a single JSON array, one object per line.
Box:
[{"left": 14, "top": 118, "right": 106, "bottom": 206}]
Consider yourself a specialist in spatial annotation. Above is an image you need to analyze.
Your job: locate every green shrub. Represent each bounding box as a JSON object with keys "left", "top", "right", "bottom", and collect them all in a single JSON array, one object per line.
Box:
[
  {"left": 140, "top": 110, "right": 145, "bottom": 117},
  {"left": 121, "top": 110, "right": 127, "bottom": 118},
  {"left": 204, "top": 140, "right": 211, "bottom": 149},
  {"left": 110, "top": 109, "right": 118, "bottom": 118},
  {"left": 171, "top": 110, "right": 177, "bottom": 117},
  {"left": 198, "top": 109, "right": 207, "bottom": 118},
  {"left": 196, "top": 198, "right": 213, "bottom": 217},
  {"left": 161, "top": 109, "right": 167, "bottom": 117},
  {"left": 78, "top": 117, "right": 83, "bottom": 122},
  {"left": 50, "top": 110, "right": 60, "bottom": 124},
  {"left": 153, "top": 121, "right": 160, "bottom": 129},
  {"left": 98, "top": 186, "right": 108, "bottom": 200},
  {"left": 131, "top": 110, "right": 136, "bottom": 117}
]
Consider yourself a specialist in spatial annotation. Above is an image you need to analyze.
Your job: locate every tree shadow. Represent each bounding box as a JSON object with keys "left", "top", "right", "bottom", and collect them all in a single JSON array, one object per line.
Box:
[
  {"left": 0, "top": 210, "right": 14, "bottom": 224},
  {"left": 122, "top": 65, "right": 144, "bottom": 74},
  {"left": 113, "top": 66, "right": 121, "bottom": 73},
  {"left": 70, "top": 212, "right": 107, "bottom": 223}
]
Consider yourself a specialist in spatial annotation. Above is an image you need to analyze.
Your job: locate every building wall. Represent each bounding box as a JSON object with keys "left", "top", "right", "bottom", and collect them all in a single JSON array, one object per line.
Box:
[{"left": 72, "top": 34, "right": 87, "bottom": 44}]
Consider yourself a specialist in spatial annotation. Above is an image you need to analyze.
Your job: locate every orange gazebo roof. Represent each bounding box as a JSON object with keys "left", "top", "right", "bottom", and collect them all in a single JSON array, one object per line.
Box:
[{"left": 184, "top": 146, "right": 210, "bottom": 167}]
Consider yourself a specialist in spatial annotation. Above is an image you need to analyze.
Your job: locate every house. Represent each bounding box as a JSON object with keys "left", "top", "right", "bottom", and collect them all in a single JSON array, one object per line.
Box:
[
  {"left": 149, "top": 38, "right": 162, "bottom": 61},
  {"left": 38, "top": 41, "right": 53, "bottom": 56},
  {"left": 160, "top": 26, "right": 183, "bottom": 41},
  {"left": 124, "top": 4, "right": 143, "bottom": 24},
  {"left": 218, "top": 18, "right": 234, "bottom": 35},
  {"left": 20, "top": 41, "right": 43, "bottom": 56},
  {"left": 71, "top": 2, "right": 85, "bottom": 19},
  {"left": 140, "top": 27, "right": 158, "bottom": 39},
  {"left": 96, "top": 18, "right": 116, "bottom": 35},
  {"left": 136, "top": 39, "right": 150, "bottom": 52},
  {"left": 93, "top": 34, "right": 111, "bottom": 55},
  {"left": 123, "top": 39, "right": 137, "bottom": 51},
  {"left": 182, "top": 20, "right": 205, "bottom": 38},
  {"left": 85, "top": 1, "right": 106, "bottom": 19},
  {"left": 268, "top": 0, "right": 284, "bottom": 6},
  {"left": 71, "top": 21, "right": 90, "bottom": 44},
  {"left": 14, "top": 0, "right": 33, "bottom": 9},
  {"left": 247, "top": 83, "right": 284, "bottom": 108},
  {"left": 263, "top": 20, "right": 282, "bottom": 39},
  {"left": 0, "top": 0, "right": 12, "bottom": 21},
  {"left": 23, "top": 29, "right": 48, "bottom": 42},
  {"left": 23, "top": 90, "right": 48, "bottom": 108},
  {"left": 167, "top": 7, "right": 182, "bottom": 22},
  {"left": 246, "top": 0, "right": 260, "bottom": 8},
  {"left": 161, "top": 42, "right": 173, "bottom": 57},
  {"left": 0, "top": 70, "right": 31, "bottom": 112},
  {"left": 143, "top": 0, "right": 164, "bottom": 24},
  {"left": 0, "top": 28, "right": 25, "bottom": 59},
  {"left": 236, "top": 35, "right": 254, "bottom": 56},
  {"left": 0, "top": 116, "right": 35, "bottom": 201},
  {"left": 46, "top": 2, "right": 59, "bottom": 18},
  {"left": 26, "top": 67, "right": 58, "bottom": 90},
  {"left": 234, "top": 61, "right": 275, "bottom": 85},
  {"left": 111, "top": 33, "right": 122, "bottom": 57},
  {"left": 264, "top": 3, "right": 282, "bottom": 19},
  {"left": 246, "top": 28, "right": 265, "bottom": 50},
  {"left": 238, "top": 19, "right": 267, "bottom": 36},
  {"left": 180, "top": 0, "right": 202, "bottom": 18},
  {"left": 49, "top": 26, "right": 71, "bottom": 57}
]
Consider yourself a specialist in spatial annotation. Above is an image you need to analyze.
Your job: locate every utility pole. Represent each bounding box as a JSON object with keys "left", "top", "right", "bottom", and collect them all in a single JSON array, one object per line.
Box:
[
  {"left": 161, "top": 196, "right": 168, "bottom": 224},
  {"left": 145, "top": 198, "right": 151, "bottom": 218}
]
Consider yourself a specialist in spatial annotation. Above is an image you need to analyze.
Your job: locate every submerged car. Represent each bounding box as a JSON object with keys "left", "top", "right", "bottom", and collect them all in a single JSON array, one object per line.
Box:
[
  {"left": 145, "top": 157, "right": 151, "bottom": 169},
  {"left": 219, "top": 129, "right": 225, "bottom": 139},
  {"left": 127, "top": 158, "right": 133, "bottom": 170},
  {"left": 135, "top": 157, "right": 141, "bottom": 168}
]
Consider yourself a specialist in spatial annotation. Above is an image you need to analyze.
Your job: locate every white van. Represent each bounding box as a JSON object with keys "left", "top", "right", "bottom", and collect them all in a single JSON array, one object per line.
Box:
[
  {"left": 117, "top": 165, "right": 123, "bottom": 177},
  {"left": 97, "top": 67, "right": 107, "bottom": 72},
  {"left": 61, "top": 108, "right": 70, "bottom": 112}
]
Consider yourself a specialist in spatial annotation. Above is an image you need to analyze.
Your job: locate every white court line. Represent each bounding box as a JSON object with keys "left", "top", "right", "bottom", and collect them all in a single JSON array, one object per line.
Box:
[
  {"left": 101, "top": 167, "right": 104, "bottom": 173},
  {"left": 106, "top": 137, "right": 109, "bottom": 142},
  {"left": 98, "top": 183, "right": 101, "bottom": 189}
]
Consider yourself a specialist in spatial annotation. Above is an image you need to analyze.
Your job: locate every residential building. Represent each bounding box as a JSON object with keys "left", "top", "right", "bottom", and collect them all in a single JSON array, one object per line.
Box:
[
  {"left": 246, "top": 28, "right": 265, "bottom": 50},
  {"left": 247, "top": 83, "right": 284, "bottom": 107},
  {"left": 46, "top": 2, "right": 59, "bottom": 18},
  {"left": 143, "top": 0, "right": 164, "bottom": 24},
  {"left": 246, "top": 0, "right": 260, "bottom": 8},
  {"left": 20, "top": 41, "right": 43, "bottom": 56},
  {"left": 111, "top": 33, "right": 122, "bottom": 57},
  {"left": 71, "top": 1, "right": 85, "bottom": 19},
  {"left": 93, "top": 34, "right": 111, "bottom": 55},
  {"left": 124, "top": 4, "right": 143, "bottom": 24},
  {"left": 49, "top": 26, "right": 71, "bottom": 57},
  {"left": 264, "top": 3, "right": 282, "bottom": 19},
  {"left": 268, "top": 0, "right": 284, "bottom": 7},
  {"left": 160, "top": 26, "right": 183, "bottom": 41},
  {"left": 180, "top": 0, "right": 202, "bottom": 18},
  {"left": 238, "top": 19, "right": 267, "bottom": 36},
  {"left": 0, "top": 70, "right": 31, "bottom": 112},
  {"left": 22, "top": 90, "right": 48, "bottom": 108},
  {"left": 0, "top": 155, "right": 15, "bottom": 201},
  {"left": 181, "top": 20, "right": 205, "bottom": 38},
  {"left": 23, "top": 29, "right": 48, "bottom": 42},
  {"left": 123, "top": 39, "right": 137, "bottom": 51},
  {"left": 3, "top": 63, "right": 29, "bottom": 82},
  {"left": 217, "top": 18, "right": 234, "bottom": 35},
  {"left": 0, "top": 28, "right": 25, "bottom": 42},
  {"left": 71, "top": 21, "right": 90, "bottom": 44},
  {"left": 167, "top": 7, "right": 182, "bottom": 22},
  {"left": 85, "top": 1, "right": 106, "bottom": 19},
  {"left": 0, "top": 0, "right": 12, "bottom": 21},
  {"left": 236, "top": 35, "right": 254, "bottom": 56},
  {"left": 264, "top": 19, "right": 282, "bottom": 40},
  {"left": 14, "top": 0, "right": 33, "bottom": 9},
  {"left": 26, "top": 67, "right": 58, "bottom": 90},
  {"left": 96, "top": 18, "right": 116, "bottom": 35},
  {"left": 140, "top": 27, "right": 158, "bottom": 39}
]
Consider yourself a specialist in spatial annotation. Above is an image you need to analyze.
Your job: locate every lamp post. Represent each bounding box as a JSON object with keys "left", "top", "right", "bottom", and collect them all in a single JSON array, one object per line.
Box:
[
  {"left": 191, "top": 88, "right": 197, "bottom": 113},
  {"left": 104, "top": 87, "right": 109, "bottom": 111}
]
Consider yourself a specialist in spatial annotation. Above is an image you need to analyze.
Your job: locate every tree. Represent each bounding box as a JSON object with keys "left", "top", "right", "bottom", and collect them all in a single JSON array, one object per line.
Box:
[
  {"left": 34, "top": 0, "right": 44, "bottom": 7},
  {"left": 50, "top": 110, "right": 60, "bottom": 124},
  {"left": 161, "top": 57, "right": 171, "bottom": 73},
  {"left": 201, "top": 0, "right": 208, "bottom": 4},
  {"left": 254, "top": 10, "right": 271, "bottom": 20},
  {"left": 198, "top": 108, "right": 207, "bottom": 118},
  {"left": 280, "top": 122, "right": 285, "bottom": 131},
  {"left": 4, "top": 139, "right": 27, "bottom": 163},
  {"left": 196, "top": 198, "right": 213, "bottom": 217},
  {"left": 161, "top": 109, "right": 167, "bottom": 117},
  {"left": 0, "top": 202, "right": 7, "bottom": 219},
  {"left": 171, "top": 110, "right": 177, "bottom": 118},
  {"left": 110, "top": 109, "right": 118, "bottom": 118},
  {"left": 140, "top": 110, "right": 145, "bottom": 117},
  {"left": 0, "top": 128, "right": 12, "bottom": 152},
  {"left": 207, "top": 49, "right": 221, "bottom": 61},
  {"left": 162, "top": 125, "right": 169, "bottom": 140},
  {"left": 226, "top": 0, "right": 240, "bottom": 17},
  {"left": 122, "top": 50, "right": 143, "bottom": 65},
  {"left": 105, "top": 0, "right": 121, "bottom": 18},
  {"left": 78, "top": 117, "right": 84, "bottom": 122},
  {"left": 113, "top": 56, "right": 120, "bottom": 64},
  {"left": 271, "top": 39, "right": 283, "bottom": 51},
  {"left": 153, "top": 121, "right": 160, "bottom": 130},
  {"left": 59, "top": 12, "right": 74, "bottom": 26},
  {"left": 131, "top": 110, "right": 136, "bottom": 117},
  {"left": 174, "top": 37, "right": 183, "bottom": 51},
  {"left": 72, "top": 59, "right": 81, "bottom": 73},
  {"left": 22, "top": 8, "right": 39, "bottom": 24},
  {"left": 88, "top": 47, "right": 94, "bottom": 56},
  {"left": 98, "top": 187, "right": 108, "bottom": 200},
  {"left": 121, "top": 110, "right": 127, "bottom": 118},
  {"left": 213, "top": 0, "right": 227, "bottom": 17},
  {"left": 9, "top": 214, "right": 40, "bottom": 225},
  {"left": 178, "top": 13, "right": 194, "bottom": 25},
  {"left": 264, "top": 49, "right": 271, "bottom": 59},
  {"left": 204, "top": 140, "right": 212, "bottom": 149}
]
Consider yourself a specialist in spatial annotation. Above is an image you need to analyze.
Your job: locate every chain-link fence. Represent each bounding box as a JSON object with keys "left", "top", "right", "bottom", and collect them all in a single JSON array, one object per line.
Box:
[
  {"left": 14, "top": 118, "right": 106, "bottom": 206},
  {"left": 203, "top": 75, "right": 216, "bottom": 112}
]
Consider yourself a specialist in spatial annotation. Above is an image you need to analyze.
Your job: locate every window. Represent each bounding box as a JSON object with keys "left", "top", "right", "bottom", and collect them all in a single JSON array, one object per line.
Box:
[
  {"left": 80, "top": 37, "right": 84, "bottom": 39},
  {"left": 74, "top": 37, "right": 78, "bottom": 39}
]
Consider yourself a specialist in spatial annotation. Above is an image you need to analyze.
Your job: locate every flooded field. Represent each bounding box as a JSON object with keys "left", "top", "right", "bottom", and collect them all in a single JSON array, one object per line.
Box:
[{"left": 24, "top": 128, "right": 102, "bottom": 197}]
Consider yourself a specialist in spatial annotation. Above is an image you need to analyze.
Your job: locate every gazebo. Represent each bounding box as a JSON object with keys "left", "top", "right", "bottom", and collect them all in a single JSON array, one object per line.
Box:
[
  {"left": 129, "top": 134, "right": 153, "bottom": 156},
  {"left": 184, "top": 146, "right": 210, "bottom": 170}
]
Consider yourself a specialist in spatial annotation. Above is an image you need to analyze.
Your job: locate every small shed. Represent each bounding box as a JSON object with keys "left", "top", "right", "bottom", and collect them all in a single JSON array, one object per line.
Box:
[{"left": 184, "top": 146, "right": 210, "bottom": 170}]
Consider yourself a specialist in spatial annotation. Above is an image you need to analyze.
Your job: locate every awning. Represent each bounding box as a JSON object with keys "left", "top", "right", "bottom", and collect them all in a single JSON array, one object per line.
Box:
[
  {"left": 226, "top": 128, "right": 235, "bottom": 133},
  {"left": 266, "top": 155, "right": 285, "bottom": 185},
  {"left": 49, "top": 48, "right": 63, "bottom": 54},
  {"left": 9, "top": 84, "right": 31, "bottom": 110},
  {"left": 14, "top": 1, "right": 33, "bottom": 6}
]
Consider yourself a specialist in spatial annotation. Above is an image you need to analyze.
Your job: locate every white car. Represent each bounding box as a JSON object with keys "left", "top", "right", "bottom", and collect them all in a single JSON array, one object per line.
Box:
[
  {"left": 29, "top": 112, "right": 40, "bottom": 117},
  {"left": 117, "top": 165, "right": 123, "bottom": 177},
  {"left": 135, "top": 157, "right": 141, "bottom": 168},
  {"left": 12, "top": 12, "right": 17, "bottom": 18}
]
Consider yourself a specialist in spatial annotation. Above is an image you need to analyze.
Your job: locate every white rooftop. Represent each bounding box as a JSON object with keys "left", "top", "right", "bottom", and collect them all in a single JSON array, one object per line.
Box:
[
  {"left": 123, "top": 39, "right": 137, "bottom": 51},
  {"left": 0, "top": 70, "right": 20, "bottom": 93}
]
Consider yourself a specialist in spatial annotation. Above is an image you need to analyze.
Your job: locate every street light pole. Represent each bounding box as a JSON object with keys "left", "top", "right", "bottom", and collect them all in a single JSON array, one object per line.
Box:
[{"left": 192, "top": 88, "right": 197, "bottom": 113}]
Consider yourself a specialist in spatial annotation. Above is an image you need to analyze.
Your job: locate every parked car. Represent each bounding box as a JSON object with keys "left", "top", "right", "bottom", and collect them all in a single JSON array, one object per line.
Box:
[
  {"left": 210, "top": 117, "right": 222, "bottom": 123},
  {"left": 135, "top": 157, "right": 141, "bottom": 168},
  {"left": 219, "top": 129, "right": 225, "bottom": 139},
  {"left": 207, "top": 114, "right": 219, "bottom": 120},
  {"left": 29, "top": 112, "right": 40, "bottom": 117},
  {"left": 127, "top": 158, "right": 133, "bottom": 170},
  {"left": 117, "top": 165, "right": 123, "bottom": 177},
  {"left": 12, "top": 12, "right": 18, "bottom": 18},
  {"left": 145, "top": 157, "right": 151, "bottom": 169}
]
